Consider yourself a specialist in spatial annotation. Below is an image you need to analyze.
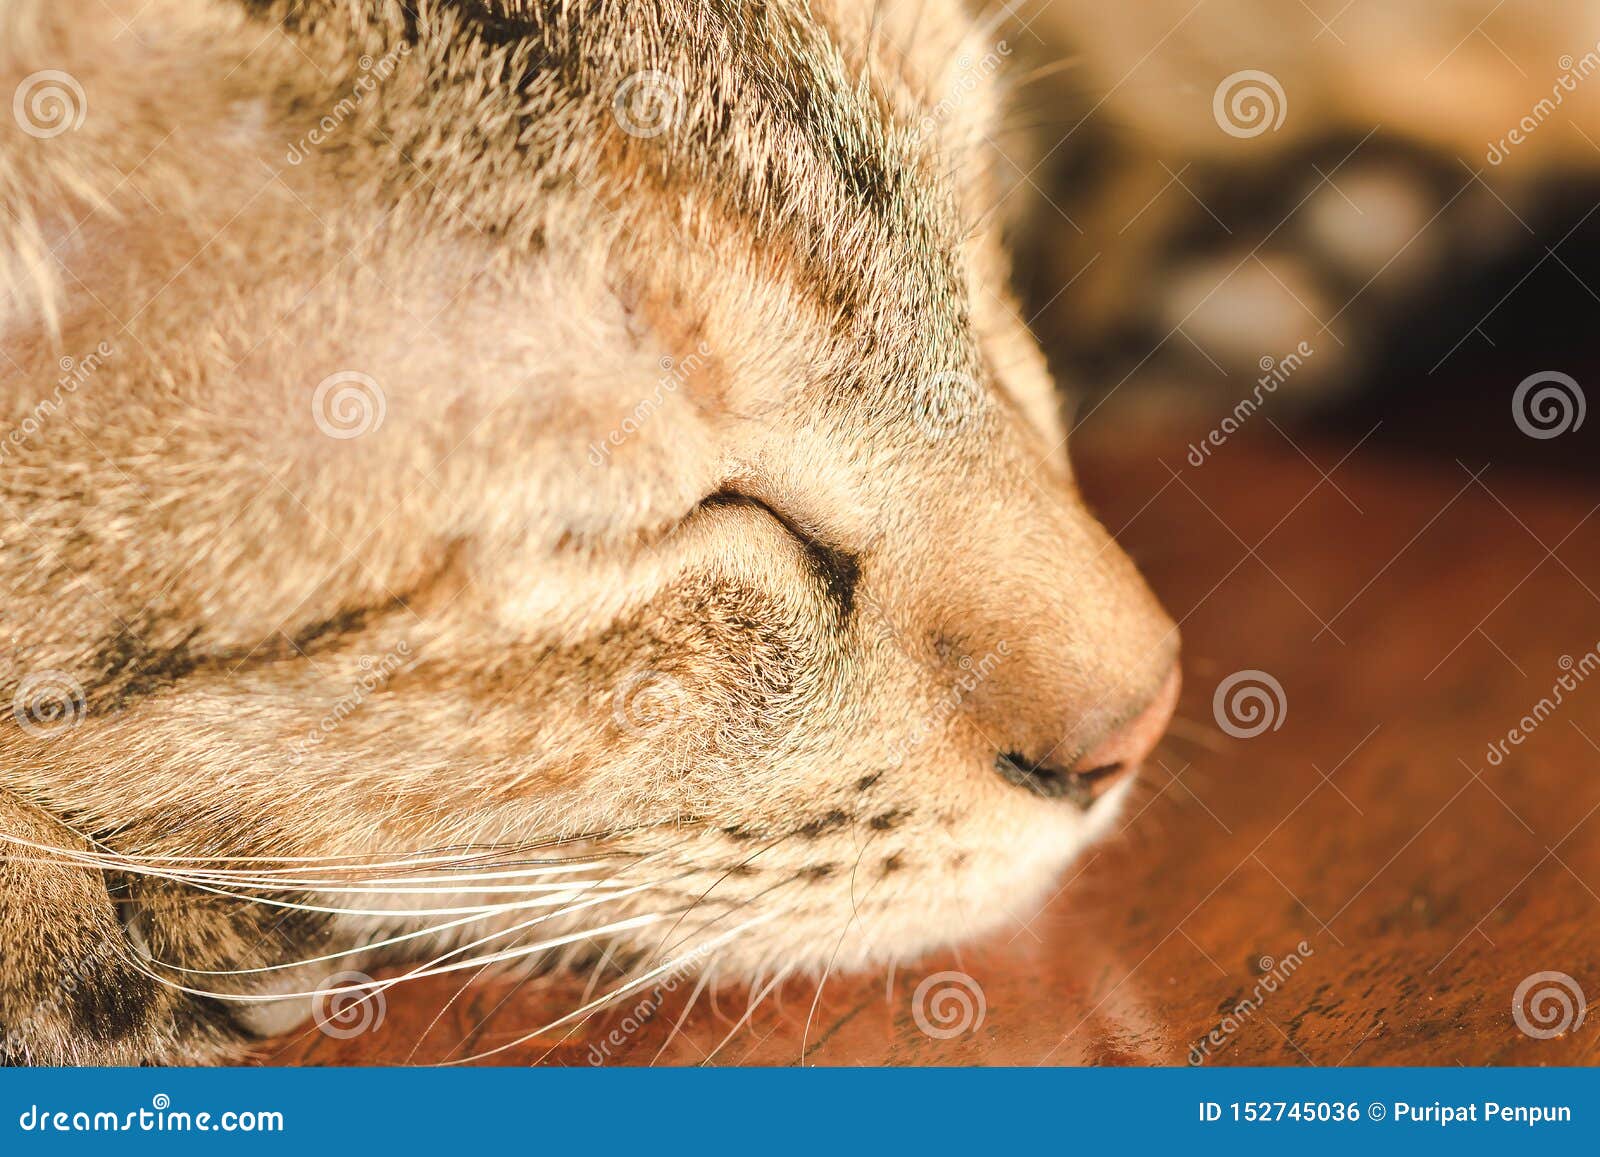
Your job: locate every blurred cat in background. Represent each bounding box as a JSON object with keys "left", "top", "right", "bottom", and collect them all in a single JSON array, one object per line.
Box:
[{"left": 1008, "top": 0, "right": 1600, "bottom": 413}]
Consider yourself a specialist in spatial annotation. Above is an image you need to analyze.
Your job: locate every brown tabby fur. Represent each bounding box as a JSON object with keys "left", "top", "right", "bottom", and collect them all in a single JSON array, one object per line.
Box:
[{"left": 0, "top": 0, "right": 1178, "bottom": 1063}]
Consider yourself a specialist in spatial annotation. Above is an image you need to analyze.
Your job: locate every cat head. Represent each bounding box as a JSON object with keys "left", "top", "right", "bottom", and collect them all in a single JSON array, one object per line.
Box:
[{"left": 0, "top": 0, "right": 1177, "bottom": 991}]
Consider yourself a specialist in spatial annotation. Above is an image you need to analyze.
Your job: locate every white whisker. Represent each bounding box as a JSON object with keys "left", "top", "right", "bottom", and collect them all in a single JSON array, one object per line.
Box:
[
  {"left": 0, "top": 826, "right": 662, "bottom": 884},
  {"left": 1, "top": 832, "right": 652, "bottom": 918},
  {"left": 701, "top": 971, "right": 786, "bottom": 1065},
  {"left": 0, "top": 834, "right": 631, "bottom": 886},
  {"left": 650, "top": 969, "right": 713, "bottom": 1066},
  {"left": 437, "top": 909, "right": 782, "bottom": 1067},
  {"left": 146, "top": 879, "right": 667, "bottom": 978},
  {"left": 130, "top": 912, "right": 670, "bottom": 1004}
]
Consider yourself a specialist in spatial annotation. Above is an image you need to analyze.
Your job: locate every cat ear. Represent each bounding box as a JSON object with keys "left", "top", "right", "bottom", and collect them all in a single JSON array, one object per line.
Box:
[{"left": 0, "top": 789, "right": 230, "bottom": 1064}]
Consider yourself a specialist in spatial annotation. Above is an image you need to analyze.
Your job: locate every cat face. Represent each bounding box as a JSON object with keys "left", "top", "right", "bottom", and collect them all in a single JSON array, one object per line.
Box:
[{"left": 0, "top": 0, "right": 1177, "bottom": 1043}]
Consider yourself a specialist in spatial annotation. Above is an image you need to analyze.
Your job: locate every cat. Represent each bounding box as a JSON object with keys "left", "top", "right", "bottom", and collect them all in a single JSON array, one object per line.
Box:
[
  {"left": 0, "top": 0, "right": 1179, "bottom": 1063},
  {"left": 1012, "top": 0, "right": 1600, "bottom": 413}
]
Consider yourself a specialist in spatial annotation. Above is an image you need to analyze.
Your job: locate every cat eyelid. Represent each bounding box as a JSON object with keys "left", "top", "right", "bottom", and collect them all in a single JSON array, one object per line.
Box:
[
  {"left": 697, "top": 488, "right": 820, "bottom": 548},
  {"left": 696, "top": 489, "right": 860, "bottom": 618}
]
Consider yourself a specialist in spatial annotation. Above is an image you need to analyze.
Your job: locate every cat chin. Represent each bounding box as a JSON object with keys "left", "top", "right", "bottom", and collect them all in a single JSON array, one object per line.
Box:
[
  {"left": 213, "top": 787, "right": 1132, "bottom": 1050},
  {"left": 750, "top": 805, "right": 1130, "bottom": 979},
  {"left": 1077, "top": 772, "right": 1138, "bottom": 845}
]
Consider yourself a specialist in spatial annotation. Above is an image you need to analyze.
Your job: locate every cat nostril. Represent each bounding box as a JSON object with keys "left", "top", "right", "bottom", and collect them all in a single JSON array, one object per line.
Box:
[
  {"left": 997, "top": 666, "right": 1181, "bottom": 810},
  {"left": 996, "top": 752, "right": 1124, "bottom": 809}
]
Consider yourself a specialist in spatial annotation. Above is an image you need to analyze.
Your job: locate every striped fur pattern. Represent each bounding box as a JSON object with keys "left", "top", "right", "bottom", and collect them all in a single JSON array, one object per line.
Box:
[{"left": 0, "top": 0, "right": 1178, "bottom": 1063}]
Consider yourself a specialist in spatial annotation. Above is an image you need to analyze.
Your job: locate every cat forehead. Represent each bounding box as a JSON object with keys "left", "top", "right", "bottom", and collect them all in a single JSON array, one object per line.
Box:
[
  {"left": 226, "top": 1, "right": 1016, "bottom": 390},
  {"left": 3, "top": 1, "right": 1015, "bottom": 551},
  {"left": 263, "top": 1, "right": 1002, "bottom": 262}
]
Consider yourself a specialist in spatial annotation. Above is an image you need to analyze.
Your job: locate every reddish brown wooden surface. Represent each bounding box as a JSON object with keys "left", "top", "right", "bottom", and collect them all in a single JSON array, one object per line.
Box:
[{"left": 263, "top": 415, "right": 1600, "bottom": 1066}]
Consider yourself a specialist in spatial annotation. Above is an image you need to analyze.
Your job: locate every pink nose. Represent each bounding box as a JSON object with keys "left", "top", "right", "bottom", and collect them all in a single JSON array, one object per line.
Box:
[
  {"left": 1059, "top": 666, "right": 1181, "bottom": 806},
  {"left": 995, "top": 666, "right": 1181, "bottom": 808},
  {"left": 1074, "top": 666, "right": 1182, "bottom": 777}
]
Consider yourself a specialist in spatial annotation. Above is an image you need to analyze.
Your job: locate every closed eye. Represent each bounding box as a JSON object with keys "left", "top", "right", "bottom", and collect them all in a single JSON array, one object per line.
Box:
[{"left": 699, "top": 490, "right": 860, "bottom": 621}]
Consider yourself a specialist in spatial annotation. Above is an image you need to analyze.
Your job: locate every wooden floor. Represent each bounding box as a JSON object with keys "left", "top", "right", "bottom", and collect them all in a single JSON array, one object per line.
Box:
[{"left": 265, "top": 400, "right": 1600, "bottom": 1066}]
